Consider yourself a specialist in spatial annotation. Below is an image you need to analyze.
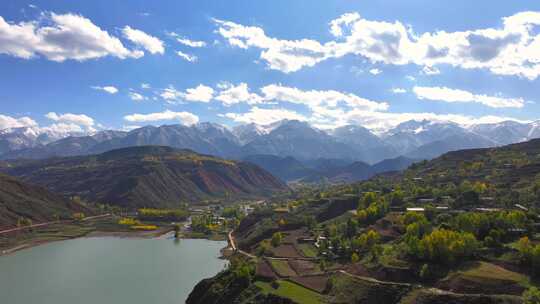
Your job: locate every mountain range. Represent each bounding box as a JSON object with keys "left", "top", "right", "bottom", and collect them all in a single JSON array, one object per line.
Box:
[
  {"left": 242, "top": 154, "right": 416, "bottom": 183},
  {"left": 2, "top": 119, "right": 540, "bottom": 166}
]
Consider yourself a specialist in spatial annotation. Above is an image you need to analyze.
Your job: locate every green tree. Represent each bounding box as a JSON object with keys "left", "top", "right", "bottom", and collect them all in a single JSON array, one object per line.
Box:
[
  {"left": 351, "top": 252, "right": 360, "bottom": 263},
  {"left": 271, "top": 232, "right": 283, "bottom": 247},
  {"left": 173, "top": 224, "right": 181, "bottom": 239},
  {"left": 524, "top": 287, "right": 540, "bottom": 304}
]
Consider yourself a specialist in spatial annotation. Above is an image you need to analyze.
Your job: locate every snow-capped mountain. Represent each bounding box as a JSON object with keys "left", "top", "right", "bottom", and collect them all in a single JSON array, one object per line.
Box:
[
  {"left": 0, "top": 126, "right": 85, "bottom": 155},
  {"left": 468, "top": 121, "right": 533, "bottom": 145},
  {"left": 2, "top": 119, "right": 540, "bottom": 164}
]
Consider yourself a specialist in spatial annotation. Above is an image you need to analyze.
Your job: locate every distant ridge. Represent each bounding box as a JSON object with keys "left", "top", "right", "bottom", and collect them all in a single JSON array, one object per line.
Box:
[
  {"left": 2, "top": 119, "right": 540, "bottom": 165},
  {"left": 0, "top": 146, "right": 288, "bottom": 209}
]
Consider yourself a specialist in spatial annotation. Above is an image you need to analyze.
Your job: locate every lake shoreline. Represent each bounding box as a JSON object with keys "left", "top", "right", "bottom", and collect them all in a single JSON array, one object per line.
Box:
[
  {"left": 0, "top": 224, "right": 233, "bottom": 258},
  {"left": 0, "top": 237, "right": 228, "bottom": 304}
]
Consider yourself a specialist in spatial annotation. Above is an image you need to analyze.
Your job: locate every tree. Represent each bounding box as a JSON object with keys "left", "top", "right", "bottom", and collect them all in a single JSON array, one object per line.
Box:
[
  {"left": 346, "top": 218, "right": 358, "bottom": 238},
  {"left": 408, "top": 229, "right": 479, "bottom": 264},
  {"left": 524, "top": 287, "right": 540, "bottom": 304},
  {"left": 173, "top": 224, "right": 181, "bottom": 239},
  {"left": 419, "top": 264, "right": 431, "bottom": 281},
  {"left": 360, "top": 192, "right": 377, "bottom": 209},
  {"left": 72, "top": 213, "right": 85, "bottom": 221},
  {"left": 271, "top": 232, "right": 283, "bottom": 247},
  {"left": 351, "top": 252, "right": 360, "bottom": 263}
]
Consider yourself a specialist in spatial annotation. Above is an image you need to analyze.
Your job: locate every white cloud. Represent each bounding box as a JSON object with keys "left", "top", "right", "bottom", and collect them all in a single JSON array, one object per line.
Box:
[
  {"left": 369, "top": 68, "right": 382, "bottom": 75},
  {"left": 184, "top": 85, "right": 214, "bottom": 102},
  {"left": 215, "top": 83, "right": 262, "bottom": 105},
  {"left": 329, "top": 12, "right": 361, "bottom": 37},
  {"left": 0, "top": 13, "right": 144, "bottom": 61},
  {"left": 128, "top": 92, "right": 146, "bottom": 101},
  {"left": 45, "top": 112, "right": 94, "bottom": 127},
  {"left": 214, "top": 18, "right": 329, "bottom": 73},
  {"left": 391, "top": 88, "right": 407, "bottom": 94},
  {"left": 92, "top": 85, "right": 119, "bottom": 94},
  {"left": 122, "top": 26, "right": 164, "bottom": 55},
  {"left": 176, "top": 50, "right": 198, "bottom": 62},
  {"left": 215, "top": 11, "right": 540, "bottom": 79},
  {"left": 259, "top": 84, "right": 388, "bottom": 112},
  {"left": 406, "top": 75, "right": 416, "bottom": 81},
  {"left": 168, "top": 32, "right": 207, "bottom": 48},
  {"left": 141, "top": 83, "right": 151, "bottom": 89},
  {"left": 413, "top": 86, "right": 525, "bottom": 108},
  {"left": 0, "top": 114, "right": 37, "bottom": 130},
  {"left": 124, "top": 110, "right": 199, "bottom": 125},
  {"left": 343, "top": 110, "right": 528, "bottom": 134},
  {"left": 160, "top": 84, "right": 214, "bottom": 103},
  {"left": 224, "top": 107, "right": 306, "bottom": 125}
]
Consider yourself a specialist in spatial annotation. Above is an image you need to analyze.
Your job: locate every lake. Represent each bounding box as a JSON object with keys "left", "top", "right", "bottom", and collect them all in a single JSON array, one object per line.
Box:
[{"left": 0, "top": 237, "right": 227, "bottom": 304}]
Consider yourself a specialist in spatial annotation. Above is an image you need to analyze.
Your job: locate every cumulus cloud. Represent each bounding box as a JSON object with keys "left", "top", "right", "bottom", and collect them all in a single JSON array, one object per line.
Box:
[
  {"left": 160, "top": 84, "right": 214, "bottom": 103},
  {"left": 329, "top": 12, "right": 361, "bottom": 37},
  {"left": 259, "top": 84, "right": 388, "bottom": 112},
  {"left": 214, "top": 18, "right": 329, "bottom": 73},
  {"left": 141, "top": 83, "right": 151, "bottom": 89},
  {"left": 0, "top": 114, "right": 37, "bottom": 130},
  {"left": 92, "top": 85, "right": 119, "bottom": 94},
  {"left": 224, "top": 107, "right": 306, "bottom": 125},
  {"left": 124, "top": 110, "right": 199, "bottom": 125},
  {"left": 0, "top": 13, "right": 144, "bottom": 61},
  {"left": 45, "top": 112, "right": 94, "bottom": 127},
  {"left": 215, "top": 83, "right": 262, "bottom": 105},
  {"left": 215, "top": 11, "right": 540, "bottom": 79},
  {"left": 413, "top": 86, "right": 525, "bottom": 108},
  {"left": 122, "top": 26, "right": 164, "bottom": 55},
  {"left": 176, "top": 50, "right": 198, "bottom": 62},
  {"left": 42, "top": 112, "right": 98, "bottom": 134},
  {"left": 217, "top": 83, "right": 527, "bottom": 132}
]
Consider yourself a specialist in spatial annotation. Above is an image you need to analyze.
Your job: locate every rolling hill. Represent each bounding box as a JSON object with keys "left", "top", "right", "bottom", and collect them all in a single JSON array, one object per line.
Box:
[
  {"left": 0, "top": 146, "right": 288, "bottom": 209},
  {"left": 0, "top": 173, "right": 89, "bottom": 229}
]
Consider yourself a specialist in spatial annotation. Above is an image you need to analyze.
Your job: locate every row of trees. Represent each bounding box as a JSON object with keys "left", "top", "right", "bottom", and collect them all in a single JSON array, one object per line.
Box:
[
  {"left": 138, "top": 208, "right": 189, "bottom": 222},
  {"left": 357, "top": 192, "right": 389, "bottom": 225},
  {"left": 407, "top": 228, "right": 479, "bottom": 264}
]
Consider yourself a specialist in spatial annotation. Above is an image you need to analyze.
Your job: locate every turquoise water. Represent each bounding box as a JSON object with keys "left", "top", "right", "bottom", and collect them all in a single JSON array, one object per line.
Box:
[{"left": 0, "top": 237, "right": 227, "bottom": 304}]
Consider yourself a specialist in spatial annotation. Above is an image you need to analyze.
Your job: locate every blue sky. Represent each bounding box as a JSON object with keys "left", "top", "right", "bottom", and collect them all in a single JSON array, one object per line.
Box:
[{"left": 1, "top": 0, "right": 540, "bottom": 134}]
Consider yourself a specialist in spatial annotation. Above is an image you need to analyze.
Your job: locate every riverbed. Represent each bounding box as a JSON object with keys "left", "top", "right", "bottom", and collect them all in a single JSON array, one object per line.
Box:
[{"left": 0, "top": 237, "right": 227, "bottom": 304}]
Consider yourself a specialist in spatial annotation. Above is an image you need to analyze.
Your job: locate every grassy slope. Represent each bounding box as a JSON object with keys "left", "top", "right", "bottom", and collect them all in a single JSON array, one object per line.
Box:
[{"left": 255, "top": 280, "right": 325, "bottom": 304}]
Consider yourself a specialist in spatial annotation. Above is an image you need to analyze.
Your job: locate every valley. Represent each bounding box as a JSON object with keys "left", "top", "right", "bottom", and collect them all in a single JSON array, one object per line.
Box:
[
  {"left": 2, "top": 2, "right": 539, "bottom": 303},
  {"left": 3, "top": 129, "right": 540, "bottom": 303}
]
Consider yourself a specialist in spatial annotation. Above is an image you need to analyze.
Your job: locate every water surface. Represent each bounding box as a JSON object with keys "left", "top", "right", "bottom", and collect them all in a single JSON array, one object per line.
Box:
[{"left": 0, "top": 237, "right": 227, "bottom": 304}]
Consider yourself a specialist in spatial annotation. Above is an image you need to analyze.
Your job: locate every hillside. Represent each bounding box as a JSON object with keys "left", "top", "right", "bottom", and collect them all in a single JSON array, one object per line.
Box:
[
  {"left": 0, "top": 146, "right": 288, "bottom": 209},
  {"left": 401, "top": 138, "right": 540, "bottom": 207},
  {"left": 0, "top": 173, "right": 89, "bottom": 229},
  {"left": 188, "top": 138, "right": 540, "bottom": 304}
]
